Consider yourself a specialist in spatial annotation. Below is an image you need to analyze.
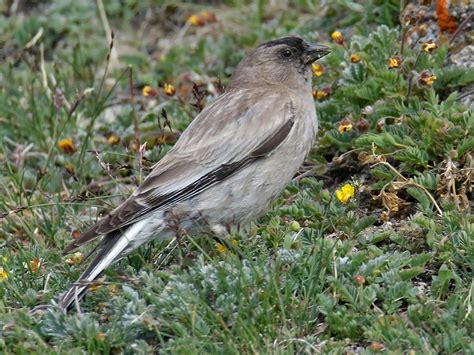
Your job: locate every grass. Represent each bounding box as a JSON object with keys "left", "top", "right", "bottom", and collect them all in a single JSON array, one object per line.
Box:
[{"left": 0, "top": 0, "right": 473, "bottom": 353}]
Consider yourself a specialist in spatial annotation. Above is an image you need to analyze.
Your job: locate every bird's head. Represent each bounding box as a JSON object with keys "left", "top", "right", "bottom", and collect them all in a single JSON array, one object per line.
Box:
[{"left": 230, "top": 37, "right": 331, "bottom": 91}]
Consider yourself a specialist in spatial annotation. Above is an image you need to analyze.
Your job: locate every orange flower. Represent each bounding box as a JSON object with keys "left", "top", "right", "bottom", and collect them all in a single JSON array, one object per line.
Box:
[
  {"left": 436, "top": 0, "right": 457, "bottom": 33},
  {"left": 419, "top": 71, "right": 437, "bottom": 86},
  {"left": 331, "top": 31, "right": 344, "bottom": 45},
  {"left": 58, "top": 138, "right": 76, "bottom": 154},
  {"left": 388, "top": 57, "right": 401, "bottom": 69},
  {"left": 30, "top": 257, "right": 41, "bottom": 273},
  {"left": 350, "top": 53, "right": 361, "bottom": 63},
  {"left": 311, "top": 63, "right": 324, "bottom": 77},
  {"left": 163, "top": 83, "right": 176, "bottom": 96},
  {"left": 421, "top": 40, "right": 437, "bottom": 53}
]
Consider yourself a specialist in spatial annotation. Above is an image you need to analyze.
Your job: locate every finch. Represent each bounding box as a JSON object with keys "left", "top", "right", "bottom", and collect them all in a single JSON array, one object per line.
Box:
[{"left": 59, "top": 37, "right": 331, "bottom": 311}]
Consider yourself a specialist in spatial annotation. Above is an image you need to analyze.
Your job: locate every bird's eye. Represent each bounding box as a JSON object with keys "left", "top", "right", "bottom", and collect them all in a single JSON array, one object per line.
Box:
[{"left": 281, "top": 49, "right": 293, "bottom": 58}]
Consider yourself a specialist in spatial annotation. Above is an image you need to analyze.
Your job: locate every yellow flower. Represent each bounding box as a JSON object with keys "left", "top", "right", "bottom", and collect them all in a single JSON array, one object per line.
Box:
[
  {"left": 231, "top": 239, "right": 238, "bottom": 247},
  {"left": 58, "top": 138, "right": 76, "bottom": 154},
  {"left": 312, "top": 87, "right": 331, "bottom": 101},
  {"left": 419, "top": 72, "right": 437, "bottom": 86},
  {"left": 338, "top": 122, "right": 353, "bottom": 133},
  {"left": 0, "top": 267, "right": 8, "bottom": 281},
  {"left": 188, "top": 14, "right": 205, "bottom": 26},
  {"left": 421, "top": 40, "right": 437, "bottom": 53},
  {"left": 142, "top": 85, "right": 157, "bottom": 97},
  {"left": 335, "top": 183, "right": 355, "bottom": 204},
  {"left": 338, "top": 117, "right": 353, "bottom": 133},
  {"left": 143, "top": 85, "right": 151, "bottom": 96},
  {"left": 216, "top": 242, "right": 226, "bottom": 254},
  {"left": 350, "top": 53, "right": 361, "bottom": 63},
  {"left": 331, "top": 31, "right": 344, "bottom": 45},
  {"left": 388, "top": 57, "right": 401, "bottom": 69},
  {"left": 66, "top": 251, "right": 84, "bottom": 265},
  {"left": 311, "top": 63, "right": 324, "bottom": 77},
  {"left": 163, "top": 83, "right": 176, "bottom": 96},
  {"left": 2, "top": 256, "right": 8, "bottom": 263},
  {"left": 188, "top": 11, "right": 216, "bottom": 26}
]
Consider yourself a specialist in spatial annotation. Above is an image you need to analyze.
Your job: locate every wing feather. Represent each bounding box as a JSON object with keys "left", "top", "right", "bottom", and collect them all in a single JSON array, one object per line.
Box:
[{"left": 63, "top": 88, "right": 296, "bottom": 254}]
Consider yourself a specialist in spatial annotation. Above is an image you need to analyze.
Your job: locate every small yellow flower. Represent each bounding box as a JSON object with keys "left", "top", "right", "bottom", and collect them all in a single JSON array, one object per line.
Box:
[
  {"left": 419, "top": 71, "right": 437, "bottom": 86},
  {"left": 188, "top": 14, "right": 205, "bottom": 26},
  {"left": 58, "top": 138, "right": 76, "bottom": 154},
  {"left": 388, "top": 57, "right": 401, "bottom": 69},
  {"left": 421, "top": 40, "right": 437, "bottom": 53},
  {"left": 338, "top": 117, "right": 353, "bottom": 133},
  {"left": 216, "top": 242, "right": 226, "bottom": 254},
  {"left": 0, "top": 267, "right": 8, "bottom": 281},
  {"left": 335, "top": 183, "right": 355, "bottom": 204},
  {"left": 66, "top": 251, "right": 84, "bottom": 265},
  {"left": 311, "top": 63, "right": 324, "bottom": 77},
  {"left": 163, "top": 83, "right": 176, "bottom": 96},
  {"left": 350, "top": 53, "right": 361, "bottom": 63},
  {"left": 338, "top": 122, "right": 353, "bottom": 133},
  {"left": 331, "top": 31, "right": 344, "bottom": 45},
  {"left": 30, "top": 257, "right": 41, "bottom": 273},
  {"left": 2, "top": 256, "right": 9, "bottom": 263},
  {"left": 231, "top": 239, "right": 238, "bottom": 247},
  {"left": 312, "top": 87, "right": 331, "bottom": 101},
  {"left": 142, "top": 85, "right": 157, "bottom": 97}
]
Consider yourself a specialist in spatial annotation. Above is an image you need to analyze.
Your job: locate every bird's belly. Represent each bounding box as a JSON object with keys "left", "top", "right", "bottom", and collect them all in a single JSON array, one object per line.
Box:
[{"left": 175, "top": 115, "right": 316, "bottom": 231}]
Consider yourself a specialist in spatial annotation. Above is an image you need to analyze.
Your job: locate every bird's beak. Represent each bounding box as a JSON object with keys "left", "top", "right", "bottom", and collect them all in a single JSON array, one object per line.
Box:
[{"left": 304, "top": 44, "right": 331, "bottom": 64}]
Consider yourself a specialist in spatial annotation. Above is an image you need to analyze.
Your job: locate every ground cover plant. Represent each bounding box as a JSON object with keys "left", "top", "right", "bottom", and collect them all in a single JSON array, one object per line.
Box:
[{"left": 0, "top": 0, "right": 473, "bottom": 353}]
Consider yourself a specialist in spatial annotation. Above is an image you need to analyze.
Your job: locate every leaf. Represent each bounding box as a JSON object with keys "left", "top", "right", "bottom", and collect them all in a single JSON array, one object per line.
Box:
[{"left": 406, "top": 186, "right": 431, "bottom": 211}]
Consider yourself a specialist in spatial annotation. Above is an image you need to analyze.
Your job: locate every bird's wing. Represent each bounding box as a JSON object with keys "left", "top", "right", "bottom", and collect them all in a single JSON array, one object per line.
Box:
[{"left": 64, "top": 88, "right": 297, "bottom": 254}]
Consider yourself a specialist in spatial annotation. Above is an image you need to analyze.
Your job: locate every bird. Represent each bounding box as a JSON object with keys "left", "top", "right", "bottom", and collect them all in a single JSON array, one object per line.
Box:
[{"left": 58, "top": 36, "right": 331, "bottom": 311}]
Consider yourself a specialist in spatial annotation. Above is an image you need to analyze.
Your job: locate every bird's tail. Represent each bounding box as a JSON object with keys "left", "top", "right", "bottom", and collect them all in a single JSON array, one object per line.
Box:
[{"left": 59, "top": 220, "right": 147, "bottom": 312}]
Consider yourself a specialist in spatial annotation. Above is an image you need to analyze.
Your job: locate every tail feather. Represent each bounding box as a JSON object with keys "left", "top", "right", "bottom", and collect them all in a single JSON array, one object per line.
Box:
[{"left": 59, "top": 220, "right": 147, "bottom": 312}]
